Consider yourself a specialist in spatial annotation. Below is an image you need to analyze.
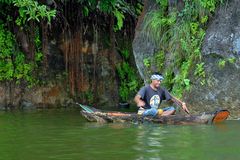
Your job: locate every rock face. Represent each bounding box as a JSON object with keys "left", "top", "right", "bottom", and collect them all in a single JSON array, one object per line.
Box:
[
  {"left": 57, "top": 29, "right": 120, "bottom": 107},
  {"left": 185, "top": 0, "right": 240, "bottom": 118},
  {"left": 0, "top": 35, "right": 120, "bottom": 109},
  {"left": 0, "top": 12, "right": 136, "bottom": 109},
  {"left": 202, "top": 0, "right": 240, "bottom": 57},
  {"left": 0, "top": 82, "right": 72, "bottom": 110},
  {"left": 132, "top": 0, "right": 159, "bottom": 83},
  {"left": 132, "top": 0, "right": 240, "bottom": 117}
]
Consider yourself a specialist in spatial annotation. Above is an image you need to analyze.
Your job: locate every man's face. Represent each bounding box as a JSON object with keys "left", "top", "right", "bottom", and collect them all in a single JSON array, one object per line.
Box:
[{"left": 151, "top": 79, "right": 161, "bottom": 88}]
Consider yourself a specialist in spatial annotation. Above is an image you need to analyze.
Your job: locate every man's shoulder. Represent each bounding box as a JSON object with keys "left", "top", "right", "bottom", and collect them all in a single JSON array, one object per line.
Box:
[
  {"left": 137, "top": 85, "right": 150, "bottom": 98},
  {"left": 137, "top": 85, "right": 151, "bottom": 95},
  {"left": 140, "top": 84, "right": 150, "bottom": 90}
]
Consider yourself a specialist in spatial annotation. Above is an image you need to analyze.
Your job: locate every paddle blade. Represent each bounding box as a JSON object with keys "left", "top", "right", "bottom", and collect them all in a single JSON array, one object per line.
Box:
[
  {"left": 212, "top": 110, "right": 230, "bottom": 123},
  {"left": 76, "top": 103, "right": 94, "bottom": 113}
]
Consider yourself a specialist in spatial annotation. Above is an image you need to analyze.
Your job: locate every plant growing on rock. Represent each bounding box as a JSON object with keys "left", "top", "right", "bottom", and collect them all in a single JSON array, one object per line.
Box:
[
  {"left": 116, "top": 49, "right": 140, "bottom": 102},
  {"left": 142, "top": 0, "right": 223, "bottom": 98},
  {"left": 0, "top": 0, "right": 56, "bottom": 87}
]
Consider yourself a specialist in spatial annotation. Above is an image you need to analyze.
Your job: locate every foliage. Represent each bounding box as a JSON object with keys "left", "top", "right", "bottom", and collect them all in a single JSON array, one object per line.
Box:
[
  {"left": 82, "top": 90, "right": 94, "bottom": 104},
  {"left": 162, "top": 69, "right": 174, "bottom": 89},
  {"left": 113, "top": 9, "right": 125, "bottom": 31},
  {"left": 218, "top": 59, "right": 226, "bottom": 68},
  {"left": 194, "top": 62, "right": 206, "bottom": 85},
  {"left": 116, "top": 49, "right": 140, "bottom": 102},
  {"left": 143, "top": 50, "right": 165, "bottom": 77},
  {"left": 171, "top": 59, "right": 192, "bottom": 97},
  {"left": 154, "top": 50, "right": 165, "bottom": 71},
  {"left": 135, "top": 2, "right": 143, "bottom": 15},
  {"left": 228, "top": 57, "right": 236, "bottom": 64},
  {"left": 13, "top": 0, "right": 56, "bottom": 25},
  {"left": 143, "top": 58, "right": 151, "bottom": 68},
  {"left": 120, "top": 48, "right": 130, "bottom": 60},
  {"left": 0, "top": 24, "right": 14, "bottom": 81},
  {"left": 76, "top": 0, "right": 142, "bottom": 31},
  {"left": 0, "top": 0, "right": 143, "bottom": 106},
  {"left": 143, "top": 0, "right": 223, "bottom": 97},
  {"left": 0, "top": 24, "right": 37, "bottom": 86},
  {"left": 34, "top": 27, "right": 43, "bottom": 63},
  {"left": 217, "top": 57, "right": 237, "bottom": 69},
  {"left": 0, "top": 0, "right": 13, "bottom": 4},
  {"left": 0, "top": 0, "right": 57, "bottom": 87}
]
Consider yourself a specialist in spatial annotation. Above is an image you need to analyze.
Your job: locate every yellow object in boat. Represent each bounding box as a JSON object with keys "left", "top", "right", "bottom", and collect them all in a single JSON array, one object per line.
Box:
[{"left": 158, "top": 109, "right": 163, "bottom": 115}]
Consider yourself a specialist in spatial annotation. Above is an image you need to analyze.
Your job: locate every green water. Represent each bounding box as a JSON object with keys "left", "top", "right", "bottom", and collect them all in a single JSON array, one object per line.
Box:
[{"left": 0, "top": 110, "right": 239, "bottom": 160}]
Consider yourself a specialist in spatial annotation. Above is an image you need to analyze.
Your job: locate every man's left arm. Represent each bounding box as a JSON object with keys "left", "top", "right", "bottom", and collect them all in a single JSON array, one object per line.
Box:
[
  {"left": 163, "top": 88, "right": 190, "bottom": 114},
  {"left": 170, "top": 96, "right": 190, "bottom": 114}
]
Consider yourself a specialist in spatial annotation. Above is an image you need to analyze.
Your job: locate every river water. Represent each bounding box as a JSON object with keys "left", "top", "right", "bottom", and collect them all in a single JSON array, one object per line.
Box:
[{"left": 0, "top": 110, "right": 239, "bottom": 160}]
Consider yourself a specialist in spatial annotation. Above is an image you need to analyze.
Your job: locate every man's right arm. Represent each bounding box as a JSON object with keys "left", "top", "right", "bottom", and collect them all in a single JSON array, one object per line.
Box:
[
  {"left": 134, "top": 86, "right": 146, "bottom": 108},
  {"left": 134, "top": 95, "right": 145, "bottom": 108}
]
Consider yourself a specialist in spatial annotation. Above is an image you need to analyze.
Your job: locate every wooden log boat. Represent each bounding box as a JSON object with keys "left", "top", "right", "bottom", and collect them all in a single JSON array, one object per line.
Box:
[{"left": 77, "top": 103, "right": 230, "bottom": 125}]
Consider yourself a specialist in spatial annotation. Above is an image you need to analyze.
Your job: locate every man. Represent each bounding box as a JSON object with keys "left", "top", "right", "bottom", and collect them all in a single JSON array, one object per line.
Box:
[{"left": 134, "top": 73, "right": 190, "bottom": 116}]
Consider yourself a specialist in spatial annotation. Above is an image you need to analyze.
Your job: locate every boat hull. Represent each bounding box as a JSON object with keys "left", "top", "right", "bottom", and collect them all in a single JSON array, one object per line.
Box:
[{"left": 78, "top": 103, "right": 230, "bottom": 125}]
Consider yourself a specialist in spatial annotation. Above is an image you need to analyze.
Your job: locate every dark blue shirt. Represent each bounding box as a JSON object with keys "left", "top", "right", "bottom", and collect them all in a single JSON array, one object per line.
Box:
[{"left": 137, "top": 85, "right": 172, "bottom": 109}]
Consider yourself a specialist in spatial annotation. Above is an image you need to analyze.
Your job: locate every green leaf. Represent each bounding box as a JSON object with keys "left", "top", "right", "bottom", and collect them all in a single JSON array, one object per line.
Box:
[
  {"left": 83, "top": 6, "right": 89, "bottom": 16},
  {"left": 113, "top": 9, "right": 125, "bottom": 31}
]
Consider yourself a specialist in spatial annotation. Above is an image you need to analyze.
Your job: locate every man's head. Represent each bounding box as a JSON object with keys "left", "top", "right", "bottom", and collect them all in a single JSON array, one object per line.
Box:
[{"left": 150, "top": 73, "right": 164, "bottom": 88}]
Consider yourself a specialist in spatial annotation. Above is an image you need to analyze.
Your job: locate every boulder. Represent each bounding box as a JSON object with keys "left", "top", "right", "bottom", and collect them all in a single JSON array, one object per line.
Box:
[
  {"left": 185, "top": 0, "right": 240, "bottom": 118},
  {"left": 132, "top": 0, "right": 240, "bottom": 117}
]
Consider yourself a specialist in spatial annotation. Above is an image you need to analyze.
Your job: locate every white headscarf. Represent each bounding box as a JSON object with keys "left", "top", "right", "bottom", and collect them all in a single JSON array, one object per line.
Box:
[{"left": 150, "top": 74, "right": 164, "bottom": 81}]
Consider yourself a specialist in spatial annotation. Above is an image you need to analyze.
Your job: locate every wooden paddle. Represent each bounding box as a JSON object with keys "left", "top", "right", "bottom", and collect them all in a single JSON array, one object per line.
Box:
[{"left": 169, "top": 94, "right": 190, "bottom": 114}]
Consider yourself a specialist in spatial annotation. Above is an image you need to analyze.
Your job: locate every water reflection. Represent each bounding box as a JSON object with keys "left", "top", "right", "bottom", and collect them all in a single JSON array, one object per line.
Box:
[
  {"left": 133, "top": 124, "right": 215, "bottom": 160},
  {"left": 134, "top": 125, "right": 166, "bottom": 160}
]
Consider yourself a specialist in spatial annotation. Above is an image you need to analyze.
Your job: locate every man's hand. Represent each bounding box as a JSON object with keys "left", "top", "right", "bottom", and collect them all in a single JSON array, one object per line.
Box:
[
  {"left": 137, "top": 100, "right": 145, "bottom": 108},
  {"left": 182, "top": 102, "right": 190, "bottom": 114},
  {"left": 134, "top": 95, "right": 146, "bottom": 108}
]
